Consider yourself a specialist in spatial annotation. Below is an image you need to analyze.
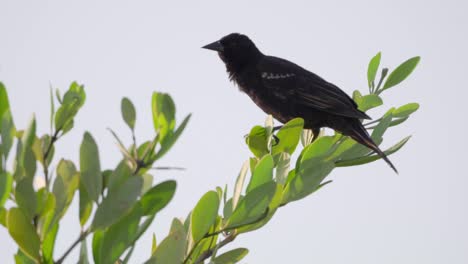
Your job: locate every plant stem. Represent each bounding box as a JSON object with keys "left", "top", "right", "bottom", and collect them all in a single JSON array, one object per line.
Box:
[
  {"left": 55, "top": 228, "right": 90, "bottom": 264},
  {"left": 193, "top": 234, "right": 237, "bottom": 264},
  {"left": 43, "top": 129, "right": 60, "bottom": 187}
]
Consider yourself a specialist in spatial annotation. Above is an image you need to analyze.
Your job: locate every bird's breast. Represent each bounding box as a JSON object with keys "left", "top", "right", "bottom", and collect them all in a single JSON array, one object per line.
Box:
[{"left": 234, "top": 74, "right": 292, "bottom": 124}]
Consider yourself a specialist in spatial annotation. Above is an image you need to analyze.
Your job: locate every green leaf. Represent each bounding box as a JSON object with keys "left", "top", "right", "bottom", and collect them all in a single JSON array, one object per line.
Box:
[
  {"left": 226, "top": 181, "right": 276, "bottom": 229},
  {"left": 63, "top": 82, "right": 86, "bottom": 107},
  {"left": 15, "top": 177, "right": 37, "bottom": 220},
  {"left": 153, "top": 113, "right": 191, "bottom": 161},
  {"left": 42, "top": 223, "right": 58, "bottom": 264},
  {"left": 53, "top": 159, "right": 79, "bottom": 221},
  {"left": 36, "top": 188, "right": 56, "bottom": 241},
  {"left": 0, "top": 172, "right": 12, "bottom": 207},
  {"left": 284, "top": 160, "right": 334, "bottom": 203},
  {"left": 336, "top": 136, "right": 411, "bottom": 167},
  {"left": 54, "top": 82, "right": 85, "bottom": 135},
  {"left": 246, "top": 154, "right": 274, "bottom": 192},
  {"left": 152, "top": 92, "right": 176, "bottom": 141},
  {"left": 367, "top": 52, "right": 381, "bottom": 88},
  {"left": 0, "top": 207, "right": 6, "bottom": 227},
  {"left": 246, "top": 126, "right": 269, "bottom": 158},
  {"left": 146, "top": 220, "right": 187, "bottom": 264},
  {"left": 99, "top": 204, "right": 143, "bottom": 264},
  {"left": 78, "top": 239, "right": 90, "bottom": 264},
  {"left": 14, "top": 250, "right": 36, "bottom": 264},
  {"left": 191, "top": 191, "right": 220, "bottom": 242},
  {"left": 213, "top": 248, "right": 249, "bottom": 264},
  {"left": 91, "top": 176, "right": 143, "bottom": 230},
  {"left": 80, "top": 132, "right": 102, "bottom": 202},
  {"left": 371, "top": 108, "right": 394, "bottom": 143},
  {"left": 393, "top": 103, "right": 419, "bottom": 118},
  {"left": 141, "top": 173, "right": 153, "bottom": 195},
  {"left": 152, "top": 233, "right": 157, "bottom": 254},
  {"left": 275, "top": 152, "right": 290, "bottom": 185},
  {"left": 271, "top": 118, "right": 304, "bottom": 155},
  {"left": 389, "top": 116, "right": 409, "bottom": 127},
  {"left": 79, "top": 182, "right": 93, "bottom": 227},
  {"left": 107, "top": 161, "right": 132, "bottom": 195},
  {"left": 140, "top": 180, "right": 176, "bottom": 216},
  {"left": 0, "top": 82, "right": 10, "bottom": 127},
  {"left": 7, "top": 208, "right": 41, "bottom": 262},
  {"left": 92, "top": 230, "right": 104, "bottom": 264},
  {"left": 354, "top": 94, "right": 383, "bottom": 112},
  {"left": 382, "top": 56, "right": 420, "bottom": 90},
  {"left": 1, "top": 108, "right": 15, "bottom": 160},
  {"left": 121, "top": 97, "right": 136, "bottom": 130}
]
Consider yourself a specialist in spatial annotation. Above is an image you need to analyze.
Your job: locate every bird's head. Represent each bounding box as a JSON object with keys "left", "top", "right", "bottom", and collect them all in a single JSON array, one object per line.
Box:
[{"left": 203, "top": 33, "right": 263, "bottom": 72}]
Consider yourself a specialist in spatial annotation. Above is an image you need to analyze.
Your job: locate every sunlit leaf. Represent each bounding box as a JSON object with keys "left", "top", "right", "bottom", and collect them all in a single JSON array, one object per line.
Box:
[
  {"left": 367, "top": 52, "right": 381, "bottom": 88},
  {"left": 382, "top": 56, "right": 420, "bottom": 91},
  {"left": 246, "top": 126, "right": 269, "bottom": 158},
  {"left": 191, "top": 191, "right": 219, "bottom": 242},
  {"left": 7, "top": 208, "right": 41, "bottom": 262},
  {"left": 355, "top": 94, "right": 383, "bottom": 112},
  {"left": 0, "top": 172, "right": 12, "bottom": 207},
  {"left": 393, "top": 103, "right": 419, "bottom": 118},
  {"left": 246, "top": 154, "right": 273, "bottom": 192},
  {"left": 42, "top": 223, "right": 58, "bottom": 263},
  {"left": 271, "top": 118, "right": 304, "bottom": 155},
  {"left": 226, "top": 181, "right": 276, "bottom": 229},
  {"left": 140, "top": 180, "right": 176, "bottom": 216},
  {"left": 152, "top": 92, "right": 176, "bottom": 141}
]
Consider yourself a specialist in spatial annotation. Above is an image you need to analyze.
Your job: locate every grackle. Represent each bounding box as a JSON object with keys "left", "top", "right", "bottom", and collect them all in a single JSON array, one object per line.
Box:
[{"left": 202, "top": 33, "right": 397, "bottom": 173}]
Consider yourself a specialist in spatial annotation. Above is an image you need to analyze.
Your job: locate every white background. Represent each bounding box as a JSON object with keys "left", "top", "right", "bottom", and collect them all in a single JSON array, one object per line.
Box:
[{"left": 0, "top": 0, "right": 466, "bottom": 263}]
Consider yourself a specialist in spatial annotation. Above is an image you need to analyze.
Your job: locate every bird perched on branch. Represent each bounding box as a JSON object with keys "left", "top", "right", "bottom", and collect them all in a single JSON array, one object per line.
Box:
[{"left": 202, "top": 33, "right": 397, "bottom": 173}]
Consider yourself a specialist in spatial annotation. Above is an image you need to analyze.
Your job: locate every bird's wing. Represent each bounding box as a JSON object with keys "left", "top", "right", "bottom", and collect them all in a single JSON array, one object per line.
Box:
[{"left": 258, "top": 56, "right": 370, "bottom": 119}]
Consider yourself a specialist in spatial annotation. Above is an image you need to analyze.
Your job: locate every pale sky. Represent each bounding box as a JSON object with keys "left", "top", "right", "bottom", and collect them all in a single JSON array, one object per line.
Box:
[{"left": 1, "top": 0, "right": 467, "bottom": 263}]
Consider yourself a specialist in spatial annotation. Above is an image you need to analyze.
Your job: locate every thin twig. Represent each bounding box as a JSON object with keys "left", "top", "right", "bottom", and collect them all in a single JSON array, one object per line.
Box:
[
  {"left": 193, "top": 234, "right": 237, "bottom": 264},
  {"left": 43, "top": 129, "right": 60, "bottom": 187},
  {"left": 150, "top": 166, "right": 186, "bottom": 171},
  {"left": 55, "top": 228, "right": 90, "bottom": 264}
]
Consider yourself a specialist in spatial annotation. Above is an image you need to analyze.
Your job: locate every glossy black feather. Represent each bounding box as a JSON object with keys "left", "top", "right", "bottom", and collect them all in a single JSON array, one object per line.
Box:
[{"left": 203, "top": 33, "right": 397, "bottom": 173}]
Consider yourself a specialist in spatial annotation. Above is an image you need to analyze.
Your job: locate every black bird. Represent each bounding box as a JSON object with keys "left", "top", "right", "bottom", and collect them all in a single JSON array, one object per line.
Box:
[{"left": 202, "top": 33, "right": 397, "bottom": 173}]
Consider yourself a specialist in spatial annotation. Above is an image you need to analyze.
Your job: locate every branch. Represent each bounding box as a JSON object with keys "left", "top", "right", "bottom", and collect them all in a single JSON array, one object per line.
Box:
[
  {"left": 55, "top": 228, "right": 90, "bottom": 264},
  {"left": 43, "top": 129, "right": 60, "bottom": 187},
  {"left": 193, "top": 234, "right": 237, "bottom": 264}
]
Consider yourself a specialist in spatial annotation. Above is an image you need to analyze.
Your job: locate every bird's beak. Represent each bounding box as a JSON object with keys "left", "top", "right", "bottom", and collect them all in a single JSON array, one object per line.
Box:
[{"left": 202, "top": 41, "right": 223, "bottom": 52}]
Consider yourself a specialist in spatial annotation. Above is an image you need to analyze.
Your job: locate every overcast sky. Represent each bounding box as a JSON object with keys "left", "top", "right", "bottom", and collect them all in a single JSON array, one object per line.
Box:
[{"left": 1, "top": 0, "right": 467, "bottom": 263}]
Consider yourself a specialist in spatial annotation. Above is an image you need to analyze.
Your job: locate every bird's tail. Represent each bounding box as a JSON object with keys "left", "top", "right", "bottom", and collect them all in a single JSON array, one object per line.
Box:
[{"left": 347, "top": 121, "right": 398, "bottom": 174}]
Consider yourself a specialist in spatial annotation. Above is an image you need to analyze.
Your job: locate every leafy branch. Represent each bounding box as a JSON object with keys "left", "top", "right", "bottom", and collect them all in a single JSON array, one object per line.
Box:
[{"left": 145, "top": 52, "right": 420, "bottom": 264}]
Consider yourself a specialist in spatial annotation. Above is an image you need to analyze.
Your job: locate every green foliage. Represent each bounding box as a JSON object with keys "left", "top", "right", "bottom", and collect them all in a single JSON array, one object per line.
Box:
[
  {"left": 0, "top": 53, "right": 419, "bottom": 264},
  {"left": 0, "top": 82, "right": 189, "bottom": 263},
  {"left": 147, "top": 53, "right": 420, "bottom": 264}
]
